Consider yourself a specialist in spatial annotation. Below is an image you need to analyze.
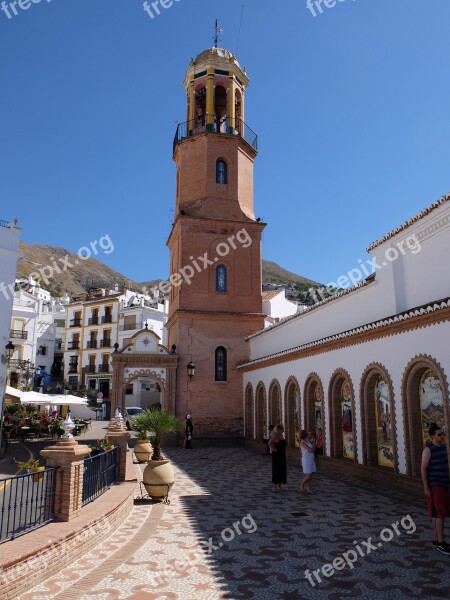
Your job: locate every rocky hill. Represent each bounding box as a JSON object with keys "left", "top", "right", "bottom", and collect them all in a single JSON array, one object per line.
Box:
[{"left": 18, "top": 242, "right": 320, "bottom": 302}]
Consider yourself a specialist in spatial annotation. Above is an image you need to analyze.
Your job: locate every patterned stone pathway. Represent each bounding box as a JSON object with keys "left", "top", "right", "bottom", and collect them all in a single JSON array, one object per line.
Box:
[{"left": 18, "top": 447, "right": 450, "bottom": 599}]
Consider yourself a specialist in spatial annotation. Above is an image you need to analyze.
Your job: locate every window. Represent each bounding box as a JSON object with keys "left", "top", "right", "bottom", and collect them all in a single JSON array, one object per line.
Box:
[
  {"left": 216, "top": 160, "right": 228, "bottom": 184},
  {"left": 125, "top": 384, "right": 134, "bottom": 395},
  {"left": 216, "top": 265, "right": 227, "bottom": 292},
  {"left": 215, "top": 347, "right": 227, "bottom": 381}
]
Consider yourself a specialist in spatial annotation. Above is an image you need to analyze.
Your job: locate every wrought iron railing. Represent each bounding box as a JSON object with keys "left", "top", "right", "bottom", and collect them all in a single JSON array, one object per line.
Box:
[
  {"left": 82, "top": 447, "right": 117, "bottom": 505},
  {"left": 98, "top": 364, "right": 109, "bottom": 373},
  {"left": 101, "top": 315, "right": 113, "bottom": 324},
  {"left": 88, "top": 317, "right": 99, "bottom": 326},
  {"left": 70, "top": 319, "right": 82, "bottom": 327},
  {"left": 86, "top": 340, "right": 98, "bottom": 349},
  {"left": 68, "top": 341, "right": 80, "bottom": 350},
  {"left": 173, "top": 115, "right": 258, "bottom": 154},
  {"left": 100, "top": 339, "right": 112, "bottom": 348},
  {"left": 0, "top": 468, "right": 58, "bottom": 543},
  {"left": 0, "top": 220, "right": 10, "bottom": 228},
  {"left": 85, "top": 365, "right": 96, "bottom": 374},
  {"left": 10, "top": 329, "right": 28, "bottom": 340}
]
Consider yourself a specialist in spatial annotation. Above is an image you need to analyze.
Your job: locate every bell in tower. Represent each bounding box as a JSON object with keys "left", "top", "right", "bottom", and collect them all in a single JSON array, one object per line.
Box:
[{"left": 168, "top": 33, "right": 265, "bottom": 442}]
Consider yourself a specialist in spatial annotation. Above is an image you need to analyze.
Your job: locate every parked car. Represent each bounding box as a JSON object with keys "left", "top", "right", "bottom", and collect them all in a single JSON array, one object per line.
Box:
[{"left": 124, "top": 406, "right": 144, "bottom": 430}]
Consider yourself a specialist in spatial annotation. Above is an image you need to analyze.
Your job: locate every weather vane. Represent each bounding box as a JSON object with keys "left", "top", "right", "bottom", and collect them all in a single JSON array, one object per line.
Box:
[{"left": 214, "top": 19, "right": 223, "bottom": 49}]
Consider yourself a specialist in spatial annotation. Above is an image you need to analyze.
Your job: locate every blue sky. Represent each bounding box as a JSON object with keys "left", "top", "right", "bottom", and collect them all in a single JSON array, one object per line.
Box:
[{"left": 1, "top": 0, "right": 449, "bottom": 285}]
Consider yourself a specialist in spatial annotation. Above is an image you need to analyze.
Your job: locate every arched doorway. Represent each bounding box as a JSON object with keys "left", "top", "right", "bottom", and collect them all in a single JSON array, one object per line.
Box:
[
  {"left": 304, "top": 374, "right": 325, "bottom": 445},
  {"left": 329, "top": 370, "right": 356, "bottom": 461},
  {"left": 360, "top": 364, "right": 396, "bottom": 471},
  {"left": 402, "top": 355, "right": 449, "bottom": 478},
  {"left": 285, "top": 377, "right": 300, "bottom": 448},
  {"left": 255, "top": 382, "right": 267, "bottom": 441},
  {"left": 245, "top": 383, "right": 254, "bottom": 439},
  {"left": 268, "top": 380, "right": 282, "bottom": 427}
]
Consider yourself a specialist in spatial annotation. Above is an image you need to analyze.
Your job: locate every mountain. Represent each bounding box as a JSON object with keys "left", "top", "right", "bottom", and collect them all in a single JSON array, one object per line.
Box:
[{"left": 17, "top": 242, "right": 320, "bottom": 301}]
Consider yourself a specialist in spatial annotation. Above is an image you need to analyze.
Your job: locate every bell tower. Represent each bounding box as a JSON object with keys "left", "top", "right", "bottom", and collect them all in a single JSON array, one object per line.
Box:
[{"left": 167, "top": 43, "right": 265, "bottom": 441}]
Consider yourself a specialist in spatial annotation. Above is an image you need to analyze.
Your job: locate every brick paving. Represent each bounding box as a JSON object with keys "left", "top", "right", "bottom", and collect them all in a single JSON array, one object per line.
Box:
[{"left": 15, "top": 446, "right": 450, "bottom": 599}]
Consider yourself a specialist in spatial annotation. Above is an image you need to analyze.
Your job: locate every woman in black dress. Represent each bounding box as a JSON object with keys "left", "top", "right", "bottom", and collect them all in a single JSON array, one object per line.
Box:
[
  {"left": 268, "top": 424, "right": 287, "bottom": 492},
  {"left": 184, "top": 414, "right": 193, "bottom": 449}
]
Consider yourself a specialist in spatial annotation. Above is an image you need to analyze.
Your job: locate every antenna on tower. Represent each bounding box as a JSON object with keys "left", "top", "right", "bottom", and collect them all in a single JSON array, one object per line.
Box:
[
  {"left": 236, "top": 3, "right": 245, "bottom": 56},
  {"left": 213, "top": 19, "right": 223, "bottom": 49}
]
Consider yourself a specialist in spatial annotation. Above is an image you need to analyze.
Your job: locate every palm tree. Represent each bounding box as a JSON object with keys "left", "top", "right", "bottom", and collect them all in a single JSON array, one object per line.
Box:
[{"left": 131, "top": 408, "right": 183, "bottom": 460}]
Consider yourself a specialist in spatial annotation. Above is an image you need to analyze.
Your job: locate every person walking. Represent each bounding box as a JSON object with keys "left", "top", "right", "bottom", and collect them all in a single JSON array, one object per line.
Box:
[
  {"left": 268, "top": 424, "right": 287, "bottom": 492},
  {"left": 300, "top": 430, "right": 316, "bottom": 495},
  {"left": 421, "top": 424, "right": 450, "bottom": 555},
  {"left": 184, "top": 413, "right": 193, "bottom": 449}
]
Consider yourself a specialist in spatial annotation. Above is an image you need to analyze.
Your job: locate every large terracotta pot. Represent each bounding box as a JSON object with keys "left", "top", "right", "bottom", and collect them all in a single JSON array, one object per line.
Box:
[
  {"left": 28, "top": 467, "right": 45, "bottom": 483},
  {"left": 142, "top": 459, "right": 174, "bottom": 500},
  {"left": 134, "top": 440, "right": 153, "bottom": 463}
]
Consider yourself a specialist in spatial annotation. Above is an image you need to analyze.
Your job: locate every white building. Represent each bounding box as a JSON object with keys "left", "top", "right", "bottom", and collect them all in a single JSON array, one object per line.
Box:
[
  {"left": 241, "top": 192, "right": 450, "bottom": 495},
  {"left": 262, "top": 290, "right": 300, "bottom": 328},
  {"left": 0, "top": 218, "right": 21, "bottom": 435},
  {"left": 64, "top": 287, "right": 168, "bottom": 406},
  {"left": 9, "top": 280, "right": 68, "bottom": 390}
]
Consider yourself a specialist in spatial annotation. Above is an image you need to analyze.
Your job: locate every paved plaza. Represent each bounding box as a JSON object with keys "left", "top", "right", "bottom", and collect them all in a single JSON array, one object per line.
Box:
[{"left": 10, "top": 442, "right": 449, "bottom": 600}]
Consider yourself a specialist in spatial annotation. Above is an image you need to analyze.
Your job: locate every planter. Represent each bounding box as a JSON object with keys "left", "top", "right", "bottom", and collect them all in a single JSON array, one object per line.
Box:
[
  {"left": 142, "top": 459, "right": 174, "bottom": 501},
  {"left": 134, "top": 440, "right": 153, "bottom": 463},
  {"left": 28, "top": 466, "right": 45, "bottom": 483}
]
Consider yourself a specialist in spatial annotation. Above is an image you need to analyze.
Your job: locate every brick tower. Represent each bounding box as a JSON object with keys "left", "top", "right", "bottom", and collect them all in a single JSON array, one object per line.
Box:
[{"left": 167, "top": 45, "right": 265, "bottom": 441}]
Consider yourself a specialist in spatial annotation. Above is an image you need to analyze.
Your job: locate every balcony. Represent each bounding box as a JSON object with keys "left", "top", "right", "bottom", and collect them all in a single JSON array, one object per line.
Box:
[
  {"left": 88, "top": 317, "right": 99, "bottom": 326},
  {"left": 10, "top": 329, "right": 28, "bottom": 340},
  {"left": 173, "top": 115, "right": 258, "bottom": 156},
  {"left": 68, "top": 341, "right": 80, "bottom": 350},
  {"left": 68, "top": 365, "right": 79, "bottom": 374},
  {"left": 101, "top": 315, "right": 113, "bottom": 324},
  {"left": 86, "top": 340, "right": 98, "bottom": 349},
  {"left": 70, "top": 319, "right": 82, "bottom": 328},
  {"left": 98, "top": 364, "right": 110, "bottom": 373},
  {"left": 85, "top": 365, "right": 96, "bottom": 374},
  {"left": 100, "top": 339, "right": 112, "bottom": 348}
]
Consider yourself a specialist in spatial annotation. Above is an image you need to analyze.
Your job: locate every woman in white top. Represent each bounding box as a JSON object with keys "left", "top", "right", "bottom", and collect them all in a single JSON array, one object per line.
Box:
[{"left": 300, "top": 430, "right": 316, "bottom": 495}]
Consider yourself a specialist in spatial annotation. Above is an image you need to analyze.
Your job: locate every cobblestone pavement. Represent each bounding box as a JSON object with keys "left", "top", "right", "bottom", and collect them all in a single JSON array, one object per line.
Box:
[{"left": 18, "top": 447, "right": 450, "bottom": 600}]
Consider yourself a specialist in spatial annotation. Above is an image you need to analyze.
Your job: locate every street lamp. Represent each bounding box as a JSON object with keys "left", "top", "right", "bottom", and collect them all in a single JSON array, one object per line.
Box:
[
  {"left": 187, "top": 361, "right": 195, "bottom": 380},
  {"left": 1, "top": 342, "right": 15, "bottom": 456}
]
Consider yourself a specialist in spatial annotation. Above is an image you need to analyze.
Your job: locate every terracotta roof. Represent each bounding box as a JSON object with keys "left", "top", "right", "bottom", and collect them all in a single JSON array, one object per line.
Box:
[
  {"left": 239, "top": 296, "right": 450, "bottom": 369},
  {"left": 367, "top": 192, "right": 450, "bottom": 251},
  {"left": 262, "top": 291, "right": 282, "bottom": 301}
]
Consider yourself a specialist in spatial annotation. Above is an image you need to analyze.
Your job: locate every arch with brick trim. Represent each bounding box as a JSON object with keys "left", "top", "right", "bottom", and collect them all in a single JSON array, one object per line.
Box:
[
  {"left": 268, "top": 379, "right": 282, "bottom": 428},
  {"left": 284, "top": 376, "right": 301, "bottom": 449},
  {"left": 401, "top": 354, "right": 450, "bottom": 478},
  {"left": 303, "top": 373, "right": 325, "bottom": 451},
  {"left": 245, "top": 383, "right": 254, "bottom": 439},
  {"left": 328, "top": 368, "right": 357, "bottom": 462},
  {"left": 255, "top": 381, "right": 267, "bottom": 441},
  {"left": 359, "top": 363, "right": 398, "bottom": 472}
]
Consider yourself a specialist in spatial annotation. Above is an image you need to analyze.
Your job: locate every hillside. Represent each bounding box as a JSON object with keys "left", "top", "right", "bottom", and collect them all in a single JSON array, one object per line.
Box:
[{"left": 18, "top": 242, "right": 320, "bottom": 301}]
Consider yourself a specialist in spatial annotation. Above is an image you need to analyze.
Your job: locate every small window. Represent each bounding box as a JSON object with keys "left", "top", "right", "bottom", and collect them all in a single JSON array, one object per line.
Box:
[
  {"left": 215, "top": 347, "right": 227, "bottom": 381},
  {"left": 216, "top": 160, "right": 228, "bottom": 184},
  {"left": 216, "top": 265, "right": 227, "bottom": 292}
]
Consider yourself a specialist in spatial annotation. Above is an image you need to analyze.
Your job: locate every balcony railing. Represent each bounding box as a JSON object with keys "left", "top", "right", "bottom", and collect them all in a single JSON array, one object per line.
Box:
[
  {"left": 68, "top": 341, "right": 80, "bottom": 350},
  {"left": 0, "top": 219, "right": 11, "bottom": 228},
  {"left": 86, "top": 340, "right": 98, "bottom": 349},
  {"left": 173, "top": 115, "right": 258, "bottom": 155},
  {"left": 101, "top": 315, "right": 113, "bottom": 324},
  {"left": 98, "top": 364, "right": 110, "bottom": 373},
  {"left": 68, "top": 365, "right": 79, "bottom": 374},
  {"left": 88, "top": 317, "right": 99, "bottom": 326},
  {"left": 85, "top": 365, "right": 96, "bottom": 374},
  {"left": 70, "top": 319, "right": 82, "bottom": 328},
  {"left": 100, "top": 339, "right": 112, "bottom": 348},
  {"left": 10, "top": 329, "right": 28, "bottom": 340}
]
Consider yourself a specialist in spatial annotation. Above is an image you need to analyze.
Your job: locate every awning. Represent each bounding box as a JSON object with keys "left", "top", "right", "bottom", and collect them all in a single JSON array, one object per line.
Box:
[
  {"left": 20, "top": 392, "right": 88, "bottom": 406},
  {"left": 5, "top": 386, "right": 23, "bottom": 400}
]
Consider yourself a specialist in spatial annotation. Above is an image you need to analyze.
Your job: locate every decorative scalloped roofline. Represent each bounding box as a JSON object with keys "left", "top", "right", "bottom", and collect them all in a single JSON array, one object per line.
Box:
[
  {"left": 366, "top": 192, "right": 450, "bottom": 251},
  {"left": 239, "top": 297, "right": 450, "bottom": 369}
]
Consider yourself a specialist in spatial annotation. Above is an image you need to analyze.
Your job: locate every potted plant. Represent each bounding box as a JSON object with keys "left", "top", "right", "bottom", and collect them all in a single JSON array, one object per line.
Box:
[
  {"left": 15, "top": 458, "right": 46, "bottom": 482},
  {"left": 131, "top": 423, "right": 153, "bottom": 463},
  {"left": 51, "top": 419, "right": 64, "bottom": 438},
  {"left": 131, "top": 408, "right": 183, "bottom": 501}
]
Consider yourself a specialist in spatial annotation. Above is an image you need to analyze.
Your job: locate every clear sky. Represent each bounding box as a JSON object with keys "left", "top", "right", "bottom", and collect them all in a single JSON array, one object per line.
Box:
[{"left": 1, "top": 0, "right": 449, "bottom": 286}]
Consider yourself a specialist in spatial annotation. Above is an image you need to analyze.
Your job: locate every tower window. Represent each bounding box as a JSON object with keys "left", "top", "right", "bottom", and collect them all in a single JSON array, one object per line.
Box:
[
  {"left": 216, "top": 265, "right": 227, "bottom": 292},
  {"left": 216, "top": 160, "right": 228, "bottom": 184},
  {"left": 215, "top": 347, "right": 227, "bottom": 381}
]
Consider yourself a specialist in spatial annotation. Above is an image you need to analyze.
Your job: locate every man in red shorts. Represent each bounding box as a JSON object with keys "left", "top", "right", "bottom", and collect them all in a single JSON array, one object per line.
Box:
[{"left": 421, "top": 424, "right": 450, "bottom": 555}]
